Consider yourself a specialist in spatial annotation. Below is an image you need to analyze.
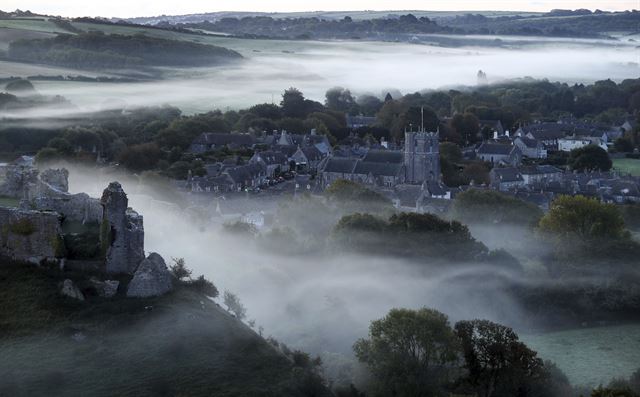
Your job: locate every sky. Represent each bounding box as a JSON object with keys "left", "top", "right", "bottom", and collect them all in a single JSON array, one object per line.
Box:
[{"left": 3, "top": 0, "right": 637, "bottom": 18}]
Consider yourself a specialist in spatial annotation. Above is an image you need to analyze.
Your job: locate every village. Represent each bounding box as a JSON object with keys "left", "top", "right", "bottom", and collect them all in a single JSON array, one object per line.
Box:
[{"left": 165, "top": 114, "right": 640, "bottom": 229}]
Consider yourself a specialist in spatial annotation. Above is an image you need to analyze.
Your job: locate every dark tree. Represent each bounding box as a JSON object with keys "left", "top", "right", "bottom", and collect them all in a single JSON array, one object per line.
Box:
[
  {"left": 568, "top": 145, "right": 612, "bottom": 172},
  {"left": 281, "top": 87, "right": 307, "bottom": 118},
  {"left": 455, "top": 319, "right": 545, "bottom": 397}
]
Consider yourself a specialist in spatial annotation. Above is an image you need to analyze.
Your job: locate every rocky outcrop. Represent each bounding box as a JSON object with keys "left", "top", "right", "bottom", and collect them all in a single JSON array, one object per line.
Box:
[
  {"left": 60, "top": 279, "right": 85, "bottom": 301},
  {"left": 0, "top": 207, "right": 63, "bottom": 262},
  {"left": 101, "top": 182, "right": 145, "bottom": 274},
  {"left": 126, "top": 253, "right": 173, "bottom": 298},
  {"left": 89, "top": 277, "right": 120, "bottom": 298}
]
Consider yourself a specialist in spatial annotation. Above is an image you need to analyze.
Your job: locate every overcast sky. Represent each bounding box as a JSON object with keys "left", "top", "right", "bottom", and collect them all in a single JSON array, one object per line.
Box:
[{"left": 3, "top": 0, "right": 637, "bottom": 18}]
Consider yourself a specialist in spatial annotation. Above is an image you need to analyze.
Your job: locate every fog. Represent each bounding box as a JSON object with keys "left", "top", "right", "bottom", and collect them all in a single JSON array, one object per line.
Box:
[
  {"left": 64, "top": 166, "right": 536, "bottom": 357},
  {"left": 3, "top": 35, "right": 638, "bottom": 119},
  {"left": 17, "top": 160, "right": 630, "bottom": 387}
]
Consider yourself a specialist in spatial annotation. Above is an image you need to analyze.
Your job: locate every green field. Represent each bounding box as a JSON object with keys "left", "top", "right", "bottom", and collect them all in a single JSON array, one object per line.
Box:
[
  {"left": 0, "top": 195, "right": 20, "bottom": 207},
  {"left": 523, "top": 324, "right": 640, "bottom": 387},
  {"left": 613, "top": 158, "right": 640, "bottom": 176}
]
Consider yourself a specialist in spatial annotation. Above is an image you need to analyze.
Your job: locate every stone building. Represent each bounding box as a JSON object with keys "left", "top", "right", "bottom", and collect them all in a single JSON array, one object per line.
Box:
[{"left": 320, "top": 129, "right": 440, "bottom": 188}]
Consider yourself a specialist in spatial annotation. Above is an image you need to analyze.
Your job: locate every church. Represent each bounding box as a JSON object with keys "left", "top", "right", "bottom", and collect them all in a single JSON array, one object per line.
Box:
[{"left": 320, "top": 129, "right": 440, "bottom": 188}]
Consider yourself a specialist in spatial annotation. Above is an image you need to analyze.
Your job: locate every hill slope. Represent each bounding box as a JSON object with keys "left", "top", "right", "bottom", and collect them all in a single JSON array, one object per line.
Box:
[{"left": 0, "top": 261, "right": 329, "bottom": 397}]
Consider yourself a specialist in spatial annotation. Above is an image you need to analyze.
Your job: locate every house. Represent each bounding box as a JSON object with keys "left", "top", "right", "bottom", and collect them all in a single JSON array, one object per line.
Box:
[
  {"left": 320, "top": 157, "right": 358, "bottom": 186},
  {"left": 189, "top": 133, "right": 255, "bottom": 153},
  {"left": 225, "top": 163, "right": 267, "bottom": 190},
  {"left": 290, "top": 146, "right": 324, "bottom": 173},
  {"left": 249, "top": 151, "right": 290, "bottom": 178},
  {"left": 513, "top": 137, "right": 547, "bottom": 159},
  {"left": 558, "top": 136, "right": 607, "bottom": 152},
  {"left": 517, "top": 123, "right": 565, "bottom": 151},
  {"left": 476, "top": 143, "right": 522, "bottom": 166},
  {"left": 489, "top": 167, "right": 525, "bottom": 191},
  {"left": 518, "top": 165, "right": 563, "bottom": 185}
]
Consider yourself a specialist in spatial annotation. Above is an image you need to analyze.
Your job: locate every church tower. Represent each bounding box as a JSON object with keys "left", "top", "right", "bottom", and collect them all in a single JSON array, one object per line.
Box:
[{"left": 403, "top": 128, "right": 440, "bottom": 184}]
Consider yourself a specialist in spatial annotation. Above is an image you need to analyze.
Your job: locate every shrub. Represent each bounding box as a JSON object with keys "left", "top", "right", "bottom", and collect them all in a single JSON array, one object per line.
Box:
[{"left": 186, "top": 275, "right": 219, "bottom": 298}]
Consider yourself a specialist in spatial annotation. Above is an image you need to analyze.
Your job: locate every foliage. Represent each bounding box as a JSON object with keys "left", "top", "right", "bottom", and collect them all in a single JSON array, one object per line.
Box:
[
  {"left": 568, "top": 145, "right": 612, "bottom": 172},
  {"left": 452, "top": 188, "right": 543, "bottom": 226},
  {"left": 8, "top": 219, "right": 36, "bottom": 236},
  {"left": 169, "top": 257, "right": 192, "bottom": 280},
  {"left": 353, "top": 307, "right": 459, "bottom": 397},
  {"left": 454, "top": 319, "right": 545, "bottom": 397},
  {"left": 186, "top": 275, "right": 219, "bottom": 298},
  {"left": 8, "top": 31, "right": 242, "bottom": 69},
  {"left": 223, "top": 290, "right": 246, "bottom": 320},
  {"left": 325, "top": 179, "right": 391, "bottom": 207},
  {"left": 332, "top": 212, "right": 488, "bottom": 262},
  {"left": 538, "top": 195, "right": 628, "bottom": 242},
  {"left": 117, "top": 142, "right": 161, "bottom": 172}
]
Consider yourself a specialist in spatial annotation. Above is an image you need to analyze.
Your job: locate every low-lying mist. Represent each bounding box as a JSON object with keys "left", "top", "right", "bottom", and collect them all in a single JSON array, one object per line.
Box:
[{"left": 4, "top": 36, "right": 638, "bottom": 119}]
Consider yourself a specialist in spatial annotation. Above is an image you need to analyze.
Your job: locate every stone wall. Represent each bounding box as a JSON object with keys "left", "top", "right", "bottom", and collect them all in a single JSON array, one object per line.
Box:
[
  {"left": 26, "top": 193, "right": 103, "bottom": 224},
  {"left": 0, "top": 207, "right": 63, "bottom": 263},
  {"left": 101, "top": 182, "right": 145, "bottom": 274}
]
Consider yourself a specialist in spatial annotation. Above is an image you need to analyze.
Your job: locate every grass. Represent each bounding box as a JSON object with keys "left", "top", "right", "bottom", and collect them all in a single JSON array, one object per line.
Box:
[
  {"left": 522, "top": 324, "right": 640, "bottom": 387},
  {"left": 0, "top": 195, "right": 20, "bottom": 207},
  {"left": 613, "top": 158, "right": 640, "bottom": 176},
  {"left": 0, "top": 261, "right": 329, "bottom": 396}
]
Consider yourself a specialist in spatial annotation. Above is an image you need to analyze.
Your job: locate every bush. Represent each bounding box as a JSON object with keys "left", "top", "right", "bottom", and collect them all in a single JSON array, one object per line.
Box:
[{"left": 185, "top": 275, "right": 219, "bottom": 298}]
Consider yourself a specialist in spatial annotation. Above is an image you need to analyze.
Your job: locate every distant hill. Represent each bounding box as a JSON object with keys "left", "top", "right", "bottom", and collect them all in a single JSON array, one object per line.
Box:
[
  {"left": 125, "top": 9, "right": 639, "bottom": 40},
  {"left": 0, "top": 261, "right": 329, "bottom": 396},
  {"left": 5, "top": 31, "right": 242, "bottom": 70}
]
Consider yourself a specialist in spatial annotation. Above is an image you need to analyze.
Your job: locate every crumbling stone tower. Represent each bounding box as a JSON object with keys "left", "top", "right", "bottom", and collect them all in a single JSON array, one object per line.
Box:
[{"left": 100, "top": 182, "right": 145, "bottom": 274}]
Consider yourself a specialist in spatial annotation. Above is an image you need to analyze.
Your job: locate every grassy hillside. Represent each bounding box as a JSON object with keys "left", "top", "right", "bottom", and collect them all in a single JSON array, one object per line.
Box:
[
  {"left": 613, "top": 158, "right": 640, "bottom": 176},
  {"left": 0, "top": 261, "right": 329, "bottom": 396}
]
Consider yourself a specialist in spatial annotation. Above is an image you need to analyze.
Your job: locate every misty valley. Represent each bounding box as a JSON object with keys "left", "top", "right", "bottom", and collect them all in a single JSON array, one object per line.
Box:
[{"left": 1, "top": 5, "right": 640, "bottom": 397}]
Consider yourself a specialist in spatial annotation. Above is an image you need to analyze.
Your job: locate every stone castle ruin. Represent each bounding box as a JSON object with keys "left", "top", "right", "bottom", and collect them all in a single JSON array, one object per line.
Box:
[{"left": 0, "top": 161, "right": 172, "bottom": 298}]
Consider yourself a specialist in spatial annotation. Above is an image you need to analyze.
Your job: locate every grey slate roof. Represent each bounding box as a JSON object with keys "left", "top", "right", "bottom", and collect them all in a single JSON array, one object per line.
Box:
[
  {"left": 323, "top": 158, "right": 358, "bottom": 173},
  {"left": 353, "top": 161, "right": 403, "bottom": 177},
  {"left": 492, "top": 167, "right": 524, "bottom": 183},
  {"left": 477, "top": 143, "right": 516, "bottom": 155},
  {"left": 362, "top": 149, "right": 403, "bottom": 164}
]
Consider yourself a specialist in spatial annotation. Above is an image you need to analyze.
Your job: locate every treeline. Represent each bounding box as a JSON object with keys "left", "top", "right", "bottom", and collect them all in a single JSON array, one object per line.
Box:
[
  {"left": 6, "top": 31, "right": 242, "bottom": 69},
  {"left": 167, "top": 10, "right": 639, "bottom": 40},
  {"left": 2, "top": 77, "right": 636, "bottom": 179},
  {"left": 442, "top": 10, "right": 640, "bottom": 38},
  {"left": 440, "top": 10, "right": 640, "bottom": 37},
  {"left": 175, "top": 14, "right": 448, "bottom": 40}
]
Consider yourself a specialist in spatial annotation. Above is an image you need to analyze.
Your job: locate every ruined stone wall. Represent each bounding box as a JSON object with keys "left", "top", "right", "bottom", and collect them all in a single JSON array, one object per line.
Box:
[
  {"left": 0, "top": 207, "right": 63, "bottom": 263},
  {"left": 101, "top": 182, "right": 145, "bottom": 274},
  {"left": 26, "top": 193, "right": 103, "bottom": 224},
  {"left": 0, "top": 165, "right": 38, "bottom": 199}
]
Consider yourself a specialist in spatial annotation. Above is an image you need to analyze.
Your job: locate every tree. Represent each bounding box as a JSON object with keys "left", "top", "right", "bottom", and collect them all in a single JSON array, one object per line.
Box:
[
  {"left": 170, "top": 257, "right": 192, "bottom": 280},
  {"left": 325, "top": 87, "right": 357, "bottom": 113},
  {"left": 614, "top": 136, "right": 635, "bottom": 153},
  {"left": 568, "top": 145, "right": 612, "bottom": 172},
  {"left": 118, "top": 142, "right": 161, "bottom": 172},
  {"left": 353, "top": 308, "right": 459, "bottom": 396},
  {"left": 450, "top": 113, "right": 480, "bottom": 144},
  {"left": 538, "top": 195, "right": 627, "bottom": 242},
  {"left": 452, "top": 189, "right": 543, "bottom": 226},
  {"left": 454, "top": 319, "right": 545, "bottom": 397},
  {"left": 439, "top": 142, "right": 463, "bottom": 164},
  {"left": 223, "top": 290, "right": 247, "bottom": 320},
  {"left": 281, "top": 87, "right": 307, "bottom": 118}
]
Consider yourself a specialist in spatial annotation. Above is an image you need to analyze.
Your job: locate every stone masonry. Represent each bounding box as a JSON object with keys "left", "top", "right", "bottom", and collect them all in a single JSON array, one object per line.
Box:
[{"left": 101, "top": 182, "right": 145, "bottom": 274}]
